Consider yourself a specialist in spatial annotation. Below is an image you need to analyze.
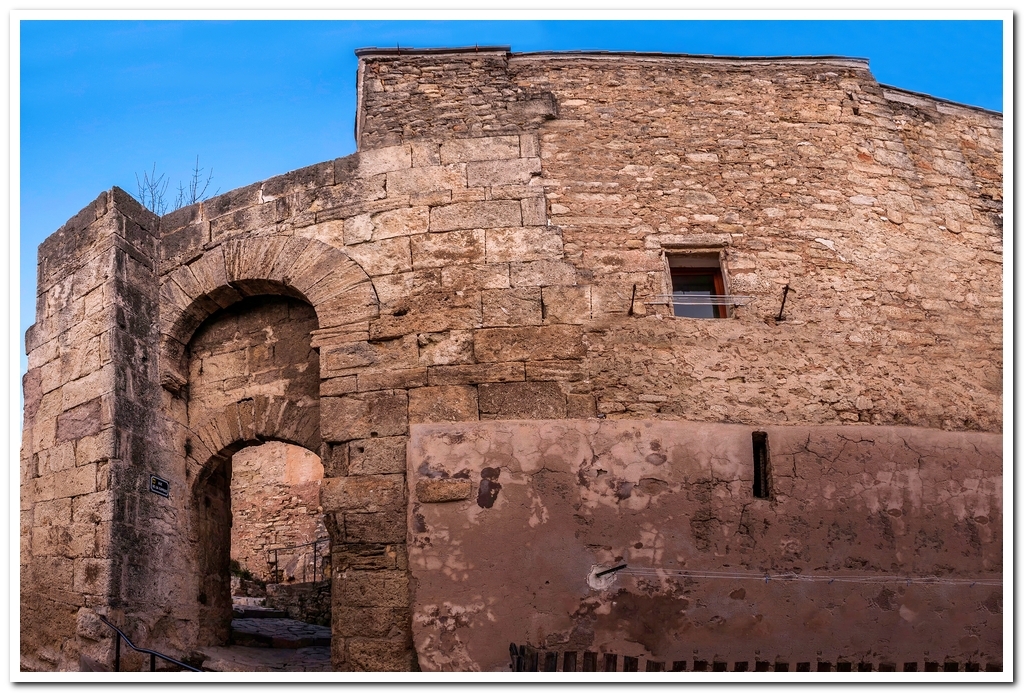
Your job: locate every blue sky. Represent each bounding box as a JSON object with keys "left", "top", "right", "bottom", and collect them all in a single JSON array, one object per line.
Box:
[{"left": 17, "top": 19, "right": 1005, "bottom": 373}]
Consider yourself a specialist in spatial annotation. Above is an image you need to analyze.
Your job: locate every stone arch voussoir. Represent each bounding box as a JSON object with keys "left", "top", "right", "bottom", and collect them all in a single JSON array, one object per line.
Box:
[{"left": 159, "top": 235, "right": 379, "bottom": 393}]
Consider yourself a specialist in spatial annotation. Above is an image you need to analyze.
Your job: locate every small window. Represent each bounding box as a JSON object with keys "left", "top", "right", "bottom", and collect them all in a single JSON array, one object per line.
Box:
[
  {"left": 668, "top": 254, "right": 726, "bottom": 318},
  {"left": 752, "top": 431, "right": 771, "bottom": 499}
]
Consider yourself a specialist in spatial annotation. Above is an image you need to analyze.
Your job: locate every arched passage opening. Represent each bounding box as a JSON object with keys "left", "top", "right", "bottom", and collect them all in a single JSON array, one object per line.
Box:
[
  {"left": 191, "top": 437, "right": 330, "bottom": 648},
  {"left": 183, "top": 293, "right": 326, "bottom": 648}
]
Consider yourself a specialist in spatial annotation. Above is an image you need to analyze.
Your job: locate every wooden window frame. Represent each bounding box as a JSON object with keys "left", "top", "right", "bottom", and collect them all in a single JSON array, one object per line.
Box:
[{"left": 670, "top": 266, "right": 727, "bottom": 318}]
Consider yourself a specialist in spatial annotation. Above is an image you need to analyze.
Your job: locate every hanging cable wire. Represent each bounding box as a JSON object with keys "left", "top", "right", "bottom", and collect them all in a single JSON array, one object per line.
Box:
[{"left": 618, "top": 567, "right": 1001, "bottom": 587}]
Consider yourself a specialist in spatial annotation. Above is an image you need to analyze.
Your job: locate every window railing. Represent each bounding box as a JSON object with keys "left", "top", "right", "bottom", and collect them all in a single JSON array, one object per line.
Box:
[{"left": 646, "top": 294, "right": 755, "bottom": 307}]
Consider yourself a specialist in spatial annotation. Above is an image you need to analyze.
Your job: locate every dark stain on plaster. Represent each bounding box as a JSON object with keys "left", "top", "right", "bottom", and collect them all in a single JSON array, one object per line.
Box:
[
  {"left": 477, "top": 467, "right": 502, "bottom": 508},
  {"left": 638, "top": 477, "right": 669, "bottom": 495},
  {"left": 690, "top": 508, "right": 721, "bottom": 552},
  {"left": 596, "top": 589, "right": 688, "bottom": 657},
  {"left": 873, "top": 588, "right": 898, "bottom": 611},
  {"left": 615, "top": 481, "right": 634, "bottom": 501},
  {"left": 418, "top": 461, "right": 449, "bottom": 479},
  {"left": 983, "top": 590, "right": 1002, "bottom": 613},
  {"left": 730, "top": 588, "right": 746, "bottom": 600}
]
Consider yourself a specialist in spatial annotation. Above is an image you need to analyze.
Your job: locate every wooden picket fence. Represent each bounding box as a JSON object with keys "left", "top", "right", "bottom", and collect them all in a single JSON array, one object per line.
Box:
[{"left": 507, "top": 644, "right": 1000, "bottom": 673}]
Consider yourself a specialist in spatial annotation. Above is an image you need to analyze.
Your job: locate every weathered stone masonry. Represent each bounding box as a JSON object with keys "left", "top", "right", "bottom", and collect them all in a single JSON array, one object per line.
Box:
[{"left": 22, "top": 47, "right": 1000, "bottom": 672}]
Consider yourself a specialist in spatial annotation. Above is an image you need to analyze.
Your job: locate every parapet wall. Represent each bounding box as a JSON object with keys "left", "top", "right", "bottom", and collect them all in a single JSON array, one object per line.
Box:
[{"left": 22, "top": 47, "right": 1002, "bottom": 673}]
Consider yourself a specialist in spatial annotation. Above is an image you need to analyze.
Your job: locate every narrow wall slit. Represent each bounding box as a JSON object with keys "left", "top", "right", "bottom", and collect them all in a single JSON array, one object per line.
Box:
[{"left": 752, "top": 431, "right": 771, "bottom": 499}]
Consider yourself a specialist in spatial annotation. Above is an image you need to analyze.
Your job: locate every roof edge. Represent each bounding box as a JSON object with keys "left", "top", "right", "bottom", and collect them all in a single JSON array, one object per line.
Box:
[
  {"left": 511, "top": 49, "right": 871, "bottom": 66},
  {"left": 355, "top": 45, "right": 510, "bottom": 57},
  {"left": 879, "top": 83, "right": 1002, "bottom": 118}
]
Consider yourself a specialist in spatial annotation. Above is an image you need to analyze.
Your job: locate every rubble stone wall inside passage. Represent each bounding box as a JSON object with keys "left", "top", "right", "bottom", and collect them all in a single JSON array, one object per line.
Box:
[
  {"left": 230, "top": 442, "right": 327, "bottom": 584},
  {"left": 21, "top": 47, "right": 1001, "bottom": 672}
]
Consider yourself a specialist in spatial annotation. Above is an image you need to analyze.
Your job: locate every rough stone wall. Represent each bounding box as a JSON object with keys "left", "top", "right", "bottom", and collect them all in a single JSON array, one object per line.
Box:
[
  {"left": 21, "top": 189, "right": 160, "bottom": 671},
  {"left": 187, "top": 296, "right": 320, "bottom": 421},
  {"left": 230, "top": 441, "right": 327, "bottom": 583},
  {"left": 266, "top": 580, "right": 332, "bottom": 626},
  {"left": 407, "top": 420, "right": 1002, "bottom": 671},
  {"left": 21, "top": 48, "right": 1002, "bottom": 673},
  {"left": 358, "top": 50, "right": 1001, "bottom": 432}
]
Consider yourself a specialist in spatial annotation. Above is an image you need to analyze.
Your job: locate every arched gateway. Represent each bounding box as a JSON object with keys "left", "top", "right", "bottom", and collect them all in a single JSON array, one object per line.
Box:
[{"left": 22, "top": 46, "right": 1002, "bottom": 674}]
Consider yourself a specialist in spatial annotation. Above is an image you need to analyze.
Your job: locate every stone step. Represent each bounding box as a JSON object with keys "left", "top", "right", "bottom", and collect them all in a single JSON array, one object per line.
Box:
[
  {"left": 198, "top": 645, "right": 331, "bottom": 672},
  {"left": 230, "top": 618, "right": 332, "bottom": 649},
  {"left": 232, "top": 605, "right": 288, "bottom": 619}
]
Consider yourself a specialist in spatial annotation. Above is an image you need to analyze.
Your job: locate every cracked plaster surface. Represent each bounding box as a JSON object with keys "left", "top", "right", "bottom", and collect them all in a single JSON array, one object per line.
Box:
[{"left": 407, "top": 420, "right": 1001, "bottom": 672}]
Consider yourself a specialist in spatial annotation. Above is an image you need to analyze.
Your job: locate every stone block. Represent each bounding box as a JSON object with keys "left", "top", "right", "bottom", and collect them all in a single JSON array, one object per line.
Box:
[
  {"left": 61, "top": 365, "right": 115, "bottom": 412},
  {"left": 358, "top": 145, "right": 412, "bottom": 178},
  {"left": 344, "top": 509, "right": 407, "bottom": 543},
  {"left": 55, "top": 397, "right": 103, "bottom": 443},
  {"left": 386, "top": 165, "right": 466, "bottom": 194},
  {"left": 349, "top": 437, "right": 407, "bottom": 476},
  {"left": 261, "top": 160, "right": 335, "bottom": 199},
  {"left": 486, "top": 227, "right": 563, "bottom": 263},
  {"left": 344, "top": 215, "right": 374, "bottom": 245},
  {"left": 590, "top": 275, "right": 649, "bottom": 315},
  {"left": 526, "top": 360, "right": 587, "bottom": 382},
  {"left": 73, "top": 558, "right": 112, "bottom": 595},
  {"left": 334, "top": 606, "right": 410, "bottom": 638},
  {"left": 321, "top": 375, "right": 359, "bottom": 397},
  {"left": 482, "top": 288, "right": 543, "bottom": 327},
  {"left": 31, "top": 556, "right": 74, "bottom": 592},
  {"left": 478, "top": 382, "right": 567, "bottom": 419},
  {"left": 321, "top": 391, "right": 409, "bottom": 442},
  {"left": 336, "top": 569, "right": 410, "bottom": 608},
  {"left": 370, "top": 293, "right": 481, "bottom": 340},
  {"left": 429, "top": 201, "right": 522, "bottom": 232},
  {"left": 416, "top": 478, "right": 473, "bottom": 503},
  {"left": 321, "top": 474, "right": 406, "bottom": 513},
  {"left": 411, "top": 141, "right": 440, "bottom": 167},
  {"left": 451, "top": 187, "right": 487, "bottom": 203},
  {"left": 542, "top": 285, "right": 592, "bottom": 324},
  {"left": 358, "top": 368, "right": 428, "bottom": 392},
  {"left": 440, "top": 136, "right": 520, "bottom": 164},
  {"left": 34, "top": 498, "right": 72, "bottom": 527},
  {"left": 347, "top": 637, "right": 416, "bottom": 672},
  {"left": 510, "top": 260, "right": 577, "bottom": 287},
  {"left": 521, "top": 197, "right": 547, "bottom": 226},
  {"left": 319, "top": 333, "right": 415, "bottom": 372},
  {"left": 343, "top": 237, "right": 411, "bottom": 276},
  {"left": 36, "top": 442, "right": 75, "bottom": 477},
  {"left": 417, "top": 330, "right": 474, "bottom": 367},
  {"left": 441, "top": 263, "right": 510, "bottom": 291},
  {"left": 474, "top": 325, "right": 585, "bottom": 362},
  {"left": 371, "top": 206, "right": 429, "bottom": 240},
  {"left": 408, "top": 386, "right": 479, "bottom": 424},
  {"left": 33, "top": 523, "right": 95, "bottom": 559},
  {"left": 583, "top": 249, "right": 662, "bottom": 273},
  {"left": 410, "top": 229, "right": 485, "bottom": 269},
  {"left": 519, "top": 133, "right": 540, "bottom": 158},
  {"left": 466, "top": 157, "right": 541, "bottom": 187},
  {"left": 427, "top": 362, "right": 525, "bottom": 386},
  {"left": 32, "top": 464, "right": 97, "bottom": 502},
  {"left": 566, "top": 393, "right": 599, "bottom": 419},
  {"left": 299, "top": 219, "right": 346, "bottom": 248},
  {"left": 72, "top": 492, "right": 112, "bottom": 524},
  {"left": 332, "top": 543, "right": 405, "bottom": 571}
]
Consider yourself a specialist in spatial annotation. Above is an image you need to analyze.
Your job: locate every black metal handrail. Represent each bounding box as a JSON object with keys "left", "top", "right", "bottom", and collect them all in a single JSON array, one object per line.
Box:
[
  {"left": 98, "top": 616, "right": 201, "bottom": 672},
  {"left": 266, "top": 537, "right": 330, "bottom": 583}
]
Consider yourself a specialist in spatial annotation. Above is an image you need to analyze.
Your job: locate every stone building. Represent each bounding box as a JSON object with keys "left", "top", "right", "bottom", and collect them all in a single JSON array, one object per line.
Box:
[{"left": 21, "top": 46, "right": 1002, "bottom": 673}]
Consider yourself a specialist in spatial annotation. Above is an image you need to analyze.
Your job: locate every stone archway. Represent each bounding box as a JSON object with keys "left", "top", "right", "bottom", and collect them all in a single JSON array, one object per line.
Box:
[
  {"left": 186, "top": 397, "right": 322, "bottom": 648},
  {"left": 159, "top": 235, "right": 379, "bottom": 395}
]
